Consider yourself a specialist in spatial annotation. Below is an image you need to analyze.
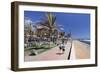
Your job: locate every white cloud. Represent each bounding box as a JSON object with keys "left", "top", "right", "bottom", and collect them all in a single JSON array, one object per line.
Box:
[
  {"left": 24, "top": 18, "right": 32, "bottom": 25},
  {"left": 60, "top": 28, "right": 64, "bottom": 30}
]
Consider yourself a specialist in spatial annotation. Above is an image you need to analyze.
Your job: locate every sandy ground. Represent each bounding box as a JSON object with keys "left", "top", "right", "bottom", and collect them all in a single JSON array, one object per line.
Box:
[
  {"left": 24, "top": 40, "right": 90, "bottom": 61},
  {"left": 73, "top": 40, "right": 90, "bottom": 59}
]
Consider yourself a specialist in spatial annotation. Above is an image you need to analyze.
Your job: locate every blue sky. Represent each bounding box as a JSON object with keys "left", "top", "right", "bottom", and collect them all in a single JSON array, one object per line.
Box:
[{"left": 24, "top": 11, "right": 90, "bottom": 39}]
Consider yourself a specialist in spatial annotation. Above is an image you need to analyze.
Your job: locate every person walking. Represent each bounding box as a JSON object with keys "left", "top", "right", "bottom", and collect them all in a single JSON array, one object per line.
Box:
[{"left": 59, "top": 43, "right": 65, "bottom": 54}]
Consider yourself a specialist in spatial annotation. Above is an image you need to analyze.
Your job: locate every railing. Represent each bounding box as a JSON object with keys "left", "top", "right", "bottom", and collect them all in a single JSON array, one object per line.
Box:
[{"left": 67, "top": 38, "right": 73, "bottom": 60}]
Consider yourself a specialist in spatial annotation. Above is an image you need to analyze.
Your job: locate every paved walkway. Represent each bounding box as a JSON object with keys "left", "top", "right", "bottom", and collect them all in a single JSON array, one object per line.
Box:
[
  {"left": 25, "top": 41, "right": 72, "bottom": 61},
  {"left": 70, "top": 43, "right": 76, "bottom": 60}
]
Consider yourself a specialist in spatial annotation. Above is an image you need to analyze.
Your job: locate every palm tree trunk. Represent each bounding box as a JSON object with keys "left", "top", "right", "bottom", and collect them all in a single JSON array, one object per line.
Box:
[{"left": 49, "top": 30, "right": 51, "bottom": 48}]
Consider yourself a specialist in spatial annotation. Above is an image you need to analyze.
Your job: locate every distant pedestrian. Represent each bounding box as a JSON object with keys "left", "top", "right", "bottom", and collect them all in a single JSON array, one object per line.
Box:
[{"left": 59, "top": 43, "right": 65, "bottom": 54}]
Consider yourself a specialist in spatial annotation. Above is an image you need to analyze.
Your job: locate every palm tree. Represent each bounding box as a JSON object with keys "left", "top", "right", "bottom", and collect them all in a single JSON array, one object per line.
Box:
[
  {"left": 35, "top": 13, "right": 58, "bottom": 48},
  {"left": 27, "top": 23, "right": 34, "bottom": 47},
  {"left": 45, "top": 12, "right": 57, "bottom": 47},
  {"left": 46, "top": 13, "right": 56, "bottom": 34}
]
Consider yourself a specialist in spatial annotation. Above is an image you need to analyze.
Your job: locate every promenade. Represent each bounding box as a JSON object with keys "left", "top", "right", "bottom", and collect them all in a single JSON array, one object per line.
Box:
[{"left": 25, "top": 40, "right": 90, "bottom": 61}]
